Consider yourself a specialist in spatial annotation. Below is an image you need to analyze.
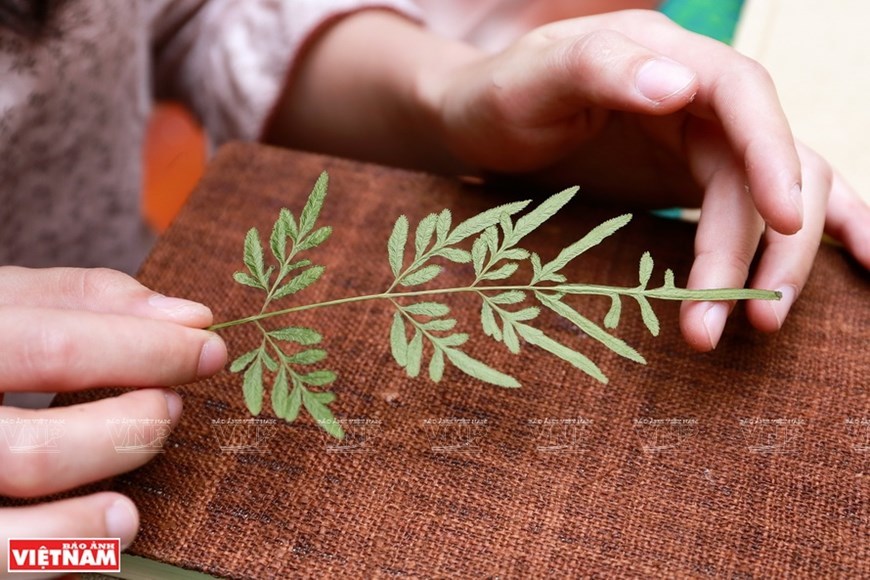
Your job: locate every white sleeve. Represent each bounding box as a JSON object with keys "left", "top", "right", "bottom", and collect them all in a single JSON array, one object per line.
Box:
[{"left": 149, "top": 0, "right": 423, "bottom": 145}]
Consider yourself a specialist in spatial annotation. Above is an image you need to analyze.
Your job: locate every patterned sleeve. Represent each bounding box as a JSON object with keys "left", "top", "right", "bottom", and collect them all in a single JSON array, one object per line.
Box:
[{"left": 148, "top": 0, "right": 423, "bottom": 145}]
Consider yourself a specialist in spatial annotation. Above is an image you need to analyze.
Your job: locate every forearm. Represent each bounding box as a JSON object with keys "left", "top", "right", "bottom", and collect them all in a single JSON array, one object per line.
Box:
[{"left": 262, "top": 10, "right": 478, "bottom": 174}]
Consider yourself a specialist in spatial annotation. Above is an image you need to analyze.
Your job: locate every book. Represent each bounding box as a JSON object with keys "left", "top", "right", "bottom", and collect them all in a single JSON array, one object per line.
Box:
[{"left": 15, "top": 143, "right": 870, "bottom": 578}]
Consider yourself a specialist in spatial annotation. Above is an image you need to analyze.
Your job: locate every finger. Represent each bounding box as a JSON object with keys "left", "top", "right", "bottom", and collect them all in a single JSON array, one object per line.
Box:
[
  {"left": 504, "top": 27, "right": 698, "bottom": 122},
  {"left": 823, "top": 169, "right": 870, "bottom": 269},
  {"left": 692, "top": 58, "right": 803, "bottom": 236},
  {"left": 680, "top": 123, "right": 765, "bottom": 351},
  {"left": 0, "top": 266, "right": 213, "bottom": 328},
  {"left": 746, "top": 145, "right": 831, "bottom": 331},
  {"left": 0, "top": 493, "right": 139, "bottom": 562},
  {"left": 0, "top": 307, "right": 226, "bottom": 392},
  {"left": 0, "top": 389, "right": 180, "bottom": 497},
  {"left": 539, "top": 12, "right": 803, "bottom": 234}
]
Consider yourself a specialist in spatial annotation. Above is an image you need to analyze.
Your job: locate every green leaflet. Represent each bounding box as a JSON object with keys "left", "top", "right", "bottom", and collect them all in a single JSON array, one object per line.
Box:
[
  {"left": 280, "top": 208, "right": 298, "bottom": 242},
  {"left": 429, "top": 347, "right": 445, "bottom": 382},
  {"left": 388, "top": 215, "right": 408, "bottom": 278},
  {"left": 440, "top": 333, "right": 469, "bottom": 347},
  {"left": 271, "top": 367, "right": 289, "bottom": 418},
  {"left": 270, "top": 216, "right": 287, "bottom": 262},
  {"left": 243, "top": 360, "right": 264, "bottom": 415},
  {"left": 233, "top": 271, "right": 262, "bottom": 290},
  {"left": 285, "top": 385, "right": 302, "bottom": 422},
  {"left": 268, "top": 327, "right": 322, "bottom": 344},
  {"left": 635, "top": 296, "right": 660, "bottom": 336},
  {"left": 536, "top": 214, "right": 632, "bottom": 283},
  {"left": 501, "top": 248, "right": 529, "bottom": 260},
  {"left": 480, "top": 262, "right": 518, "bottom": 281},
  {"left": 420, "top": 318, "right": 456, "bottom": 332},
  {"left": 508, "top": 186, "right": 577, "bottom": 245},
  {"left": 218, "top": 171, "right": 782, "bottom": 442},
  {"left": 471, "top": 237, "right": 487, "bottom": 276},
  {"left": 297, "top": 226, "right": 332, "bottom": 251},
  {"left": 536, "top": 293, "right": 645, "bottom": 364},
  {"left": 415, "top": 214, "right": 438, "bottom": 258},
  {"left": 302, "top": 389, "right": 344, "bottom": 439},
  {"left": 404, "top": 302, "right": 450, "bottom": 317},
  {"left": 285, "top": 349, "right": 327, "bottom": 365},
  {"left": 489, "top": 290, "right": 525, "bottom": 305},
  {"left": 638, "top": 252, "right": 653, "bottom": 288},
  {"left": 444, "top": 348, "right": 520, "bottom": 388},
  {"left": 502, "top": 322, "right": 520, "bottom": 354},
  {"left": 445, "top": 199, "right": 531, "bottom": 245},
  {"left": 310, "top": 391, "right": 336, "bottom": 405},
  {"left": 401, "top": 265, "right": 442, "bottom": 286},
  {"left": 299, "top": 369, "right": 337, "bottom": 386},
  {"left": 390, "top": 311, "right": 408, "bottom": 367},
  {"left": 604, "top": 295, "right": 622, "bottom": 329},
  {"left": 406, "top": 330, "right": 423, "bottom": 378},
  {"left": 515, "top": 323, "right": 608, "bottom": 384},
  {"left": 243, "top": 228, "right": 266, "bottom": 285},
  {"left": 435, "top": 209, "right": 451, "bottom": 243},
  {"left": 298, "top": 171, "right": 328, "bottom": 239},
  {"left": 230, "top": 347, "right": 260, "bottom": 373},
  {"left": 261, "top": 350, "right": 278, "bottom": 372},
  {"left": 511, "top": 307, "right": 540, "bottom": 322},
  {"left": 272, "top": 265, "right": 325, "bottom": 299},
  {"left": 436, "top": 248, "right": 471, "bottom": 263},
  {"left": 480, "top": 301, "right": 500, "bottom": 340}
]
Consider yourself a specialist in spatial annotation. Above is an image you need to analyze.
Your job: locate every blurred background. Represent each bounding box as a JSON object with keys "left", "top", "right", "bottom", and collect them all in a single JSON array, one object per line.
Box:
[{"left": 143, "top": 0, "right": 868, "bottom": 231}]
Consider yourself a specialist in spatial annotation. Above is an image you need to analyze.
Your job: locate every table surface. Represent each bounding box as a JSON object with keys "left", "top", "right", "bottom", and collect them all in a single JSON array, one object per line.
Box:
[{"left": 50, "top": 144, "right": 870, "bottom": 578}]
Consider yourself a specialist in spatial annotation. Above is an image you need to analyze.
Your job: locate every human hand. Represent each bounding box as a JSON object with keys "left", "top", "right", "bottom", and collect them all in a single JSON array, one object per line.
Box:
[
  {"left": 417, "top": 9, "right": 870, "bottom": 349},
  {"left": 0, "top": 267, "right": 226, "bottom": 571}
]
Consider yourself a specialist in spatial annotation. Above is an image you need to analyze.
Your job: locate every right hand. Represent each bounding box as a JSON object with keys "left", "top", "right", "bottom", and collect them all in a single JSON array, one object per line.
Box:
[{"left": 0, "top": 266, "right": 226, "bottom": 575}]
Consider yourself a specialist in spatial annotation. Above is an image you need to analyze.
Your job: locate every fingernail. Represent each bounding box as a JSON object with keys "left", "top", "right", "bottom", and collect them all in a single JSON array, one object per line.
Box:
[
  {"left": 163, "top": 389, "right": 183, "bottom": 423},
  {"left": 148, "top": 294, "right": 212, "bottom": 322},
  {"left": 702, "top": 302, "right": 729, "bottom": 349},
  {"left": 105, "top": 497, "right": 139, "bottom": 549},
  {"left": 636, "top": 58, "right": 696, "bottom": 103},
  {"left": 789, "top": 183, "right": 804, "bottom": 226},
  {"left": 197, "top": 333, "right": 227, "bottom": 377},
  {"left": 769, "top": 285, "right": 796, "bottom": 329}
]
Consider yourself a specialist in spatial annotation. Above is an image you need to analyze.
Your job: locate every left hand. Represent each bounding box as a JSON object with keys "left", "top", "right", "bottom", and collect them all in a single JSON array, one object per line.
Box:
[
  {"left": 268, "top": 9, "right": 870, "bottom": 351},
  {"left": 418, "top": 10, "right": 870, "bottom": 349}
]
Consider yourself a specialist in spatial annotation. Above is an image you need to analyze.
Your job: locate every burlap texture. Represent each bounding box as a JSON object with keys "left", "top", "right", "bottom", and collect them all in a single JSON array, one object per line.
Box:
[{"left": 55, "top": 143, "right": 870, "bottom": 577}]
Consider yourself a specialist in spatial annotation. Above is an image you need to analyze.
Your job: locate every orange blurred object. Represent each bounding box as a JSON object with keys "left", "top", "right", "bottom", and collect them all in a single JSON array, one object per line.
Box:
[{"left": 142, "top": 102, "right": 207, "bottom": 232}]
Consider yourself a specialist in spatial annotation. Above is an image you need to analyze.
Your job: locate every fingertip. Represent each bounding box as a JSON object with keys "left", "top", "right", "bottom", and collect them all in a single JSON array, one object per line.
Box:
[
  {"left": 680, "top": 301, "right": 724, "bottom": 352},
  {"left": 789, "top": 182, "right": 804, "bottom": 228},
  {"left": 103, "top": 495, "right": 139, "bottom": 549},
  {"left": 635, "top": 57, "right": 698, "bottom": 106},
  {"left": 747, "top": 284, "right": 796, "bottom": 333},
  {"left": 197, "top": 333, "right": 228, "bottom": 378},
  {"left": 754, "top": 184, "right": 804, "bottom": 237},
  {"left": 162, "top": 389, "right": 183, "bottom": 424}
]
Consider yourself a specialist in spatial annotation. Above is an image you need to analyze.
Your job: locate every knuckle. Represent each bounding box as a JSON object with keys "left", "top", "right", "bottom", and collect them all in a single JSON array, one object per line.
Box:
[
  {"left": 695, "top": 248, "right": 754, "bottom": 281},
  {"left": 559, "top": 30, "right": 622, "bottom": 73},
  {"left": 0, "top": 434, "right": 51, "bottom": 497},
  {"left": 21, "top": 324, "right": 79, "bottom": 386},
  {"left": 515, "top": 27, "right": 552, "bottom": 50},
  {"left": 801, "top": 148, "right": 833, "bottom": 189},
  {"left": 735, "top": 55, "right": 773, "bottom": 85},
  {"left": 74, "top": 268, "right": 132, "bottom": 301}
]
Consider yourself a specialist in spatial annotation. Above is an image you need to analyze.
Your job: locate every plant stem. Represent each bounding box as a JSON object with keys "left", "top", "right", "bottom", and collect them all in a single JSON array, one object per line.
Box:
[{"left": 208, "top": 285, "right": 780, "bottom": 332}]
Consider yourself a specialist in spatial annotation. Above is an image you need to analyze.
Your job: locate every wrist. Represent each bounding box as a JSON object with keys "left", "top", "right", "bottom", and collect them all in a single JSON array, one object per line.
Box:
[{"left": 264, "top": 9, "right": 481, "bottom": 174}]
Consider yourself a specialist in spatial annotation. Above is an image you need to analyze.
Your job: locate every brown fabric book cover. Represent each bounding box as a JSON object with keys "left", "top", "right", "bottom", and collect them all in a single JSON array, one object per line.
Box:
[{"left": 34, "top": 143, "right": 870, "bottom": 576}]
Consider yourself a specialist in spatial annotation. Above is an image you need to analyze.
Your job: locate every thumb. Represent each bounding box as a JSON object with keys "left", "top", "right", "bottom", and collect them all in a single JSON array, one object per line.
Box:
[{"left": 498, "top": 28, "right": 698, "bottom": 120}]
